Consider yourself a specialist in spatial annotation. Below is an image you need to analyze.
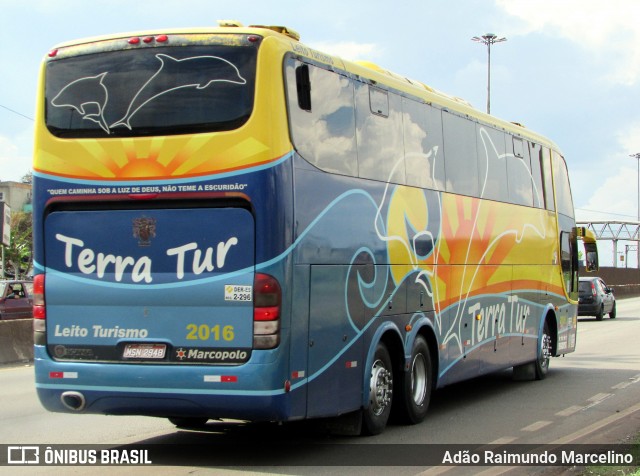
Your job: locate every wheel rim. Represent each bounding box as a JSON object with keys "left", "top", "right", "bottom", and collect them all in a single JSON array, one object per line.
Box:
[
  {"left": 369, "top": 359, "right": 392, "bottom": 416},
  {"left": 410, "top": 353, "right": 427, "bottom": 406},
  {"left": 539, "top": 333, "right": 552, "bottom": 370}
]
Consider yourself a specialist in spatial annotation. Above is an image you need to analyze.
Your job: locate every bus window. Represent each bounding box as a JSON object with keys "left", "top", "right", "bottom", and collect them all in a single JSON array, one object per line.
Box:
[
  {"left": 46, "top": 44, "right": 257, "bottom": 138},
  {"left": 285, "top": 59, "right": 358, "bottom": 176},
  {"left": 529, "top": 143, "right": 545, "bottom": 209},
  {"left": 369, "top": 87, "right": 389, "bottom": 117},
  {"left": 508, "top": 137, "right": 534, "bottom": 206},
  {"left": 356, "top": 83, "right": 405, "bottom": 183},
  {"left": 402, "top": 98, "right": 444, "bottom": 190},
  {"left": 476, "top": 125, "right": 508, "bottom": 202},
  {"left": 443, "top": 111, "right": 479, "bottom": 197},
  {"left": 553, "top": 153, "right": 575, "bottom": 218},
  {"left": 541, "top": 147, "right": 555, "bottom": 211}
]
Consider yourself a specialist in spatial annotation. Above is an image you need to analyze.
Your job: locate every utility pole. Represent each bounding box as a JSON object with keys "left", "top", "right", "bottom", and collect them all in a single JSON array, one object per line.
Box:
[{"left": 472, "top": 33, "right": 507, "bottom": 114}]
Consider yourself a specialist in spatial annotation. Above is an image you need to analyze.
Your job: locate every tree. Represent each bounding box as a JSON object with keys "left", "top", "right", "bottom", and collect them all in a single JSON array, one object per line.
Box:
[{"left": 4, "top": 211, "right": 32, "bottom": 279}]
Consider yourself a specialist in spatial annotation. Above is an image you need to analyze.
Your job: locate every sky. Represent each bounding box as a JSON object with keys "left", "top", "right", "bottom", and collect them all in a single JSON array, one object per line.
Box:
[{"left": 1, "top": 0, "right": 639, "bottom": 265}]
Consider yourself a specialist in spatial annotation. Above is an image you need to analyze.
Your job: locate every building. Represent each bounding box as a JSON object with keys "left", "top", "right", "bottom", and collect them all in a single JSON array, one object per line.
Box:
[{"left": 0, "top": 181, "right": 32, "bottom": 213}]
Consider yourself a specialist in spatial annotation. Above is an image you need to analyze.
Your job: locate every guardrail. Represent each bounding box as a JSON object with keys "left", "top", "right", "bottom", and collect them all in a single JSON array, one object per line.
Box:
[{"left": 0, "top": 319, "right": 34, "bottom": 365}]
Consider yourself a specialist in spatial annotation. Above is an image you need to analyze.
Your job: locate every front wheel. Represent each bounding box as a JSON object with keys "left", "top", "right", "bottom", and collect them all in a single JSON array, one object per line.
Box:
[
  {"left": 397, "top": 336, "right": 432, "bottom": 424},
  {"left": 609, "top": 302, "right": 616, "bottom": 319},
  {"left": 362, "top": 342, "right": 393, "bottom": 435}
]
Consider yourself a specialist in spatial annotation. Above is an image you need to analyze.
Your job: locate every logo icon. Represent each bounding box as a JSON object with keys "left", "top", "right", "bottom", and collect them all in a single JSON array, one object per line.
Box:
[
  {"left": 132, "top": 217, "right": 156, "bottom": 247},
  {"left": 8, "top": 446, "right": 39, "bottom": 465}
]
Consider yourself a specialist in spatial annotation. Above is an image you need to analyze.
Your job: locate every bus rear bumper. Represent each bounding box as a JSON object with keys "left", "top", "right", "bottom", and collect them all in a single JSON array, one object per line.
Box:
[{"left": 34, "top": 346, "right": 301, "bottom": 422}]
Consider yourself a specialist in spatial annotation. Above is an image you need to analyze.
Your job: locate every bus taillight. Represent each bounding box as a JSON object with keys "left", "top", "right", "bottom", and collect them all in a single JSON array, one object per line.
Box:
[
  {"left": 253, "top": 273, "right": 281, "bottom": 349},
  {"left": 33, "top": 274, "right": 46, "bottom": 328}
]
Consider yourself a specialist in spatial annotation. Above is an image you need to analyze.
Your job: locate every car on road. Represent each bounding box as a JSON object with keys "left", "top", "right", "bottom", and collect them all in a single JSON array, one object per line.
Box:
[
  {"left": 578, "top": 276, "right": 616, "bottom": 321},
  {"left": 0, "top": 280, "right": 33, "bottom": 320}
]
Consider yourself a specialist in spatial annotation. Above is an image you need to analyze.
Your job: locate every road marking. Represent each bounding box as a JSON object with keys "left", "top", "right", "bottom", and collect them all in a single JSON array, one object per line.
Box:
[
  {"left": 520, "top": 420, "right": 552, "bottom": 432},
  {"left": 488, "top": 436, "right": 517, "bottom": 445},
  {"left": 556, "top": 405, "right": 583, "bottom": 417},
  {"left": 588, "top": 392, "right": 612, "bottom": 402},
  {"left": 580, "top": 392, "right": 613, "bottom": 411},
  {"left": 612, "top": 375, "right": 640, "bottom": 389},
  {"left": 552, "top": 400, "right": 640, "bottom": 444}
]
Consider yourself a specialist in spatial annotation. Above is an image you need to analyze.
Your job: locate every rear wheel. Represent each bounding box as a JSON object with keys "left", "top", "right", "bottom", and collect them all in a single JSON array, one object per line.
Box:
[
  {"left": 362, "top": 342, "right": 393, "bottom": 435},
  {"left": 609, "top": 302, "right": 616, "bottom": 319},
  {"left": 397, "top": 336, "right": 432, "bottom": 424},
  {"left": 535, "top": 320, "right": 552, "bottom": 380},
  {"left": 595, "top": 305, "right": 604, "bottom": 321}
]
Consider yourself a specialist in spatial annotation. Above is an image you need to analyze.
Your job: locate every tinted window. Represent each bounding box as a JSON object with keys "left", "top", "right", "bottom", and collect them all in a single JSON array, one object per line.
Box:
[
  {"left": 443, "top": 111, "right": 479, "bottom": 197},
  {"left": 403, "top": 98, "right": 444, "bottom": 190},
  {"left": 356, "top": 83, "right": 405, "bottom": 183},
  {"left": 46, "top": 44, "right": 258, "bottom": 138},
  {"left": 529, "top": 143, "right": 545, "bottom": 209},
  {"left": 286, "top": 59, "right": 358, "bottom": 176},
  {"left": 508, "top": 137, "right": 534, "bottom": 206},
  {"left": 541, "top": 147, "right": 555, "bottom": 211},
  {"left": 477, "top": 125, "right": 509, "bottom": 202},
  {"left": 553, "top": 152, "right": 574, "bottom": 218}
]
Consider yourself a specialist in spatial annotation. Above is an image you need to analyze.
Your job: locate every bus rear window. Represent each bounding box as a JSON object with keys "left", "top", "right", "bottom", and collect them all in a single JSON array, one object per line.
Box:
[{"left": 45, "top": 44, "right": 257, "bottom": 138}]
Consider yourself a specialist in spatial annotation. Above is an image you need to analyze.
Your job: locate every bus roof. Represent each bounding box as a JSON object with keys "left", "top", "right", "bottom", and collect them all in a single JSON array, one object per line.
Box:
[{"left": 47, "top": 22, "right": 560, "bottom": 153}]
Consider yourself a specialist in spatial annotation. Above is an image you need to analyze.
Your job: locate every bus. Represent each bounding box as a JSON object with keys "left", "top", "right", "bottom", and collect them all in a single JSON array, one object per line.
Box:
[{"left": 33, "top": 21, "right": 598, "bottom": 435}]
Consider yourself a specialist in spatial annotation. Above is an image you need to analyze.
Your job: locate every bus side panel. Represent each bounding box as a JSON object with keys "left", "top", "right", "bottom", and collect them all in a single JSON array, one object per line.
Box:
[{"left": 306, "top": 265, "right": 364, "bottom": 418}]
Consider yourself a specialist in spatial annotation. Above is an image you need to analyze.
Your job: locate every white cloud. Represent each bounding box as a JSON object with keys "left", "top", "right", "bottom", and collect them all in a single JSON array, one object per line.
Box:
[{"left": 496, "top": 0, "right": 640, "bottom": 85}]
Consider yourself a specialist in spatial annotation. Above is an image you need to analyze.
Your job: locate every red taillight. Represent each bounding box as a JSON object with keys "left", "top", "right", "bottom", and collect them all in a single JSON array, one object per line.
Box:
[
  {"left": 591, "top": 282, "right": 597, "bottom": 297},
  {"left": 253, "top": 273, "right": 281, "bottom": 320},
  {"left": 253, "top": 273, "right": 281, "bottom": 349},
  {"left": 33, "top": 274, "right": 46, "bottom": 320}
]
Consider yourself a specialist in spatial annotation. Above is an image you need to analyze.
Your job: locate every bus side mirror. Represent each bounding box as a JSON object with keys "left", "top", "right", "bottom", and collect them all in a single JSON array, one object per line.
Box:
[{"left": 584, "top": 243, "right": 599, "bottom": 272}]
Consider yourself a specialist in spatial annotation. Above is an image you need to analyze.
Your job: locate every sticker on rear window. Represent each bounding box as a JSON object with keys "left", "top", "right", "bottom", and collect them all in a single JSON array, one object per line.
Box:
[{"left": 225, "top": 285, "right": 252, "bottom": 302}]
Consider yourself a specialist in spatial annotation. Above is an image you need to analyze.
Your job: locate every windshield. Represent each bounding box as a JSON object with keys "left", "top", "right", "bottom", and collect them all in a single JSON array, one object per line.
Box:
[{"left": 45, "top": 42, "right": 257, "bottom": 138}]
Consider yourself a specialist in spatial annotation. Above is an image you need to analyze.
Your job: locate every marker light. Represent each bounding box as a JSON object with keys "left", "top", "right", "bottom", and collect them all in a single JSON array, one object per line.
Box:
[
  {"left": 156, "top": 34, "right": 168, "bottom": 43},
  {"left": 128, "top": 37, "right": 141, "bottom": 45}
]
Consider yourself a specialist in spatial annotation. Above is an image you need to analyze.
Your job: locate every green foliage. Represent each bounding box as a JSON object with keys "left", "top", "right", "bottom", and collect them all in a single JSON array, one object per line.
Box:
[{"left": 3, "top": 211, "right": 32, "bottom": 279}]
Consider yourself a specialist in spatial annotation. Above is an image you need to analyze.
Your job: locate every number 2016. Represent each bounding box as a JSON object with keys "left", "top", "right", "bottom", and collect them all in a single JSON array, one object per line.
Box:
[{"left": 186, "top": 324, "right": 234, "bottom": 341}]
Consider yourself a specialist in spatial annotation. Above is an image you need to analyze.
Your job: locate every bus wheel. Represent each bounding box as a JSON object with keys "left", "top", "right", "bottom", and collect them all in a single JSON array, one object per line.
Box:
[
  {"left": 534, "top": 321, "right": 552, "bottom": 380},
  {"left": 397, "top": 336, "right": 432, "bottom": 424},
  {"left": 362, "top": 342, "right": 393, "bottom": 435},
  {"left": 168, "top": 417, "right": 209, "bottom": 429},
  {"left": 595, "top": 305, "right": 604, "bottom": 321}
]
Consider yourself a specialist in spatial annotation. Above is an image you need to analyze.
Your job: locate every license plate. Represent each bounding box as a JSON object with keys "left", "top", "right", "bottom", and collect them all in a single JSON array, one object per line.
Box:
[{"left": 123, "top": 343, "right": 166, "bottom": 359}]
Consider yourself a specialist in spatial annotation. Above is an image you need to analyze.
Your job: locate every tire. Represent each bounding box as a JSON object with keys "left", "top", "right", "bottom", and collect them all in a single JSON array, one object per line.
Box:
[
  {"left": 397, "top": 336, "right": 432, "bottom": 424},
  {"left": 609, "top": 302, "right": 616, "bottom": 319},
  {"left": 595, "top": 305, "right": 604, "bottom": 321},
  {"left": 168, "top": 417, "right": 209, "bottom": 429},
  {"left": 362, "top": 342, "right": 393, "bottom": 435},
  {"left": 535, "top": 320, "right": 552, "bottom": 380}
]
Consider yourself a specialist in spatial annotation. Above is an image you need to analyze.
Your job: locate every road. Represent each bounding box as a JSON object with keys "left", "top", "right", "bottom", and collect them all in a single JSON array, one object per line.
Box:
[{"left": 1, "top": 297, "right": 640, "bottom": 475}]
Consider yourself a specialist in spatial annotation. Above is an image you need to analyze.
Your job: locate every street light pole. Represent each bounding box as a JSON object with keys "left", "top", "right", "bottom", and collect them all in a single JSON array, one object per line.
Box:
[
  {"left": 631, "top": 153, "right": 640, "bottom": 222},
  {"left": 472, "top": 33, "right": 507, "bottom": 114}
]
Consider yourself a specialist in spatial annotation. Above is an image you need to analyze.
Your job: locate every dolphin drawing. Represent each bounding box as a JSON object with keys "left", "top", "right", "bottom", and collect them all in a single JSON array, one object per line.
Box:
[
  {"left": 111, "top": 54, "right": 247, "bottom": 130},
  {"left": 51, "top": 72, "right": 110, "bottom": 133}
]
